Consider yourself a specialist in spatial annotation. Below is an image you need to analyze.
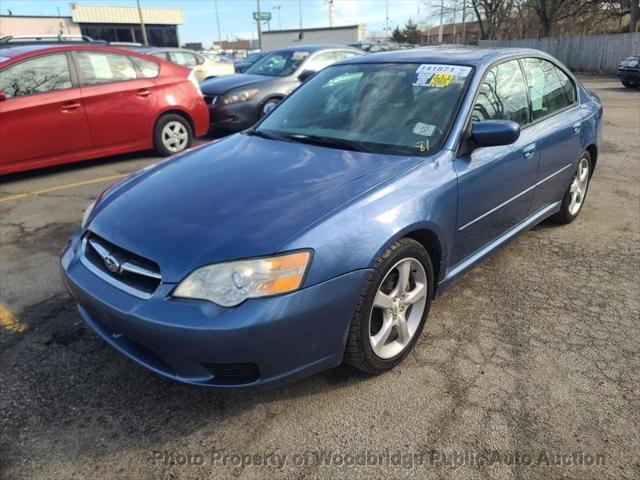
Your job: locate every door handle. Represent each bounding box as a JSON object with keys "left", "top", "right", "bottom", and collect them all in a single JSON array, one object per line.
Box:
[
  {"left": 523, "top": 144, "right": 536, "bottom": 159},
  {"left": 137, "top": 89, "right": 152, "bottom": 98},
  {"left": 61, "top": 101, "right": 81, "bottom": 113},
  {"left": 572, "top": 122, "right": 581, "bottom": 134}
]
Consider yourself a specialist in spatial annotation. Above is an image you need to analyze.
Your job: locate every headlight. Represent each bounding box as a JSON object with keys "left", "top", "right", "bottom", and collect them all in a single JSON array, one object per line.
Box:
[
  {"left": 221, "top": 88, "right": 258, "bottom": 105},
  {"left": 81, "top": 200, "right": 96, "bottom": 229},
  {"left": 173, "top": 250, "right": 311, "bottom": 307}
]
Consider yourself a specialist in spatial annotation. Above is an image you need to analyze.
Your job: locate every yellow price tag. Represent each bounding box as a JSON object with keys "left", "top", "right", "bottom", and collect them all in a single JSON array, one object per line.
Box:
[{"left": 429, "top": 73, "right": 454, "bottom": 88}]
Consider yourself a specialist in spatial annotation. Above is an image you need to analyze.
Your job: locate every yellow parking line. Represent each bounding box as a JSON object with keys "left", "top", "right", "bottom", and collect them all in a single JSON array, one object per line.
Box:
[
  {"left": 0, "top": 304, "right": 26, "bottom": 333},
  {"left": 0, "top": 173, "right": 127, "bottom": 203}
]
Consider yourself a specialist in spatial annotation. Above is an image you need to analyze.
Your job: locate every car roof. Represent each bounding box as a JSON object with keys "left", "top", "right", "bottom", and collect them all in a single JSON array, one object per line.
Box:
[
  {"left": 340, "top": 45, "right": 550, "bottom": 67},
  {"left": 269, "top": 44, "right": 362, "bottom": 53},
  {"left": 136, "top": 47, "right": 196, "bottom": 54},
  {"left": 0, "top": 43, "right": 142, "bottom": 60}
]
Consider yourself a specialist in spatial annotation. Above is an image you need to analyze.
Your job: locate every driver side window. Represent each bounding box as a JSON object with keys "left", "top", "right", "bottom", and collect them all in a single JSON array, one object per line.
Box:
[{"left": 472, "top": 60, "right": 529, "bottom": 126}]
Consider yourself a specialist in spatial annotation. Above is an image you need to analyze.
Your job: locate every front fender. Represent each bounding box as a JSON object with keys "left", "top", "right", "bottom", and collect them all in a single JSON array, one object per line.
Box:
[{"left": 282, "top": 151, "right": 459, "bottom": 287}]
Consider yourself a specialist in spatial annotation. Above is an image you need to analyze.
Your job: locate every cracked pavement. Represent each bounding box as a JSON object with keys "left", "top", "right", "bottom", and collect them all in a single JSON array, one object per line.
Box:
[{"left": 0, "top": 77, "right": 638, "bottom": 479}]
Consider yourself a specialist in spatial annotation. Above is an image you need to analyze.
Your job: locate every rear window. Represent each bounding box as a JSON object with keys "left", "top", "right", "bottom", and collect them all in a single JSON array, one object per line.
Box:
[{"left": 131, "top": 56, "right": 160, "bottom": 78}]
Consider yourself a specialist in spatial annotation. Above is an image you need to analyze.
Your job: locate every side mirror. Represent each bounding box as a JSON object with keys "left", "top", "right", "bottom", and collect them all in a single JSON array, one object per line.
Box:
[
  {"left": 471, "top": 120, "right": 520, "bottom": 147},
  {"left": 0, "top": 90, "right": 6, "bottom": 102},
  {"left": 297, "top": 69, "right": 316, "bottom": 82}
]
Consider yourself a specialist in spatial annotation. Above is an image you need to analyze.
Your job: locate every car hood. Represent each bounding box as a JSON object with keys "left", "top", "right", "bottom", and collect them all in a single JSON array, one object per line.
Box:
[
  {"left": 89, "top": 134, "right": 421, "bottom": 282},
  {"left": 200, "top": 73, "right": 274, "bottom": 95}
]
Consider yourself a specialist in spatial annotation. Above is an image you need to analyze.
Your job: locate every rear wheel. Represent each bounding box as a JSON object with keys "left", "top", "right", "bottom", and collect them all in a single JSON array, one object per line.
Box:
[
  {"left": 154, "top": 114, "right": 193, "bottom": 156},
  {"left": 552, "top": 150, "right": 592, "bottom": 224},
  {"left": 344, "top": 238, "right": 433, "bottom": 374}
]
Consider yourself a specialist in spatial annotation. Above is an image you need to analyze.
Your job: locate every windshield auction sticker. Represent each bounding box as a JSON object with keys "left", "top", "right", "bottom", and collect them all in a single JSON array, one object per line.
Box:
[{"left": 413, "top": 64, "right": 472, "bottom": 87}]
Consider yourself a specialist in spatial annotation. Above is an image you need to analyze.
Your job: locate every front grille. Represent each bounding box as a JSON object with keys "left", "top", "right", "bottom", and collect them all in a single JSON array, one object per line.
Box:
[
  {"left": 82, "top": 232, "right": 161, "bottom": 296},
  {"left": 203, "top": 95, "right": 218, "bottom": 105},
  {"left": 203, "top": 363, "right": 260, "bottom": 384}
]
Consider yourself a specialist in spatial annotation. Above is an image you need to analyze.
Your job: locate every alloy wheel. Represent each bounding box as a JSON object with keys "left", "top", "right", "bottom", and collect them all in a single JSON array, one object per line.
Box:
[
  {"left": 369, "top": 257, "right": 428, "bottom": 359},
  {"left": 568, "top": 156, "right": 590, "bottom": 216},
  {"left": 161, "top": 121, "right": 189, "bottom": 153}
]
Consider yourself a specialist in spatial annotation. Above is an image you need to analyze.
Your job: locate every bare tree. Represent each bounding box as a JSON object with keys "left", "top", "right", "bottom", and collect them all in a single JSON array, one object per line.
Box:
[{"left": 470, "top": 0, "right": 515, "bottom": 39}]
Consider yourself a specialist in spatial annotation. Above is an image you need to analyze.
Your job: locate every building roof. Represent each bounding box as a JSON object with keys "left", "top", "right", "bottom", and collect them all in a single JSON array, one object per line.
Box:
[
  {"left": 71, "top": 4, "right": 183, "bottom": 25},
  {"left": 262, "top": 25, "right": 362, "bottom": 35}
]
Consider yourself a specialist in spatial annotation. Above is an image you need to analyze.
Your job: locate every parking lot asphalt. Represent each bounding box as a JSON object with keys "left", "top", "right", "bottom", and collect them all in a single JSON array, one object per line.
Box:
[{"left": 0, "top": 77, "right": 639, "bottom": 480}]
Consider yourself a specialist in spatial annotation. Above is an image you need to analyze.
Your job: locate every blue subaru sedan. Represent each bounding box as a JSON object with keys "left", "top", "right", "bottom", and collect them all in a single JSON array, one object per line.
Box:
[{"left": 60, "top": 47, "right": 602, "bottom": 388}]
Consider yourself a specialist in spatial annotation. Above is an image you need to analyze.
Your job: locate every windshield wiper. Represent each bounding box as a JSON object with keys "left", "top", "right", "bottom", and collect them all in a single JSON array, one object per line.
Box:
[
  {"left": 282, "top": 134, "right": 372, "bottom": 153},
  {"left": 245, "top": 129, "right": 281, "bottom": 140}
]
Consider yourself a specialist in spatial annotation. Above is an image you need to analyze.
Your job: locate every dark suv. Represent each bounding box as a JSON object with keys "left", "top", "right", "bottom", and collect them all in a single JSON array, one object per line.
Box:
[{"left": 617, "top": 54, "right": 640, "bottom": 88}]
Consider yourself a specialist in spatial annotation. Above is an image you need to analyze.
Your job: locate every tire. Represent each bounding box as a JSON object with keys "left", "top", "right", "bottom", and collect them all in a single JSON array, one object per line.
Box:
[
  {"left": 551, "top": 150, "right": 592, "bottom": 224},
  {"left": 153, "top": 114, "right": 193, "bottom": 156},
  {"left": 260, "top": 97, "right": 281, "bottom": 118},
  {"left": 622, "top": 81, "right": 633, "bottom": 88},
  {"left": 344, "top": 238, "right": 434, "bottom": 374}
]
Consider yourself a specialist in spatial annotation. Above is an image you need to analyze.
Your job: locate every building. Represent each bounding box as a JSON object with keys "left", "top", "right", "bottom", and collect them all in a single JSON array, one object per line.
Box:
[
  {"left": 261, "top": 25, "right": 366, "bottom": 51},
  {"left": 72, "top": 4, "right": 183, "bottom": 46},
  {"left": 423, "top": 21, "right": 481, "bottom": 45},
  {"left": 0, "top": 4, "right": 184, "bottom": 47},
  {"left": 0, "top": 15, "right": 81, "bottom": 37}
]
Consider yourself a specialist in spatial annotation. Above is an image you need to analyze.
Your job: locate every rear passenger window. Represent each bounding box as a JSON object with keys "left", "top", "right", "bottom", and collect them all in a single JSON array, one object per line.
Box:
[
  {"left": 131, "top": 57, "right": 160, "bottom": 78},
  {"left": 521, "top": 58, "right": 574, "bottom": 120},
  {"left": 0, "top": 54, "right": 72, "bottom": 98},
  {"left": 472, "top": 59, "right": 529, "bottom": 126},
  {"left": 169, "top": 51, "right": 197, "bottom": 67},
  {"left": 77, "top": 52, "right": 137, "bottom": 85}
]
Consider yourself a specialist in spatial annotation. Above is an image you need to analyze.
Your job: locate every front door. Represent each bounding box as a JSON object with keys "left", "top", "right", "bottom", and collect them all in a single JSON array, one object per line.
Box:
[
  {"left": 452, "top": 59, "right": 539, "bottom": 266},
  {"left": 0, "top": 53, "right": 93, "bottom": 171}
]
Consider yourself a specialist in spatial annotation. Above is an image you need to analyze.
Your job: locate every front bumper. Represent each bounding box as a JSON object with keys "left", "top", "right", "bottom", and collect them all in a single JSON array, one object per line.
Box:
[
  {"left": 60, "top": 234, "right": 369, "bottom": 389},
  {"left": 616, "top": 68, "right": 640, "bottom": 84},
  {"left": 205, "top": 98, "right": 260, "bottom": 131}
]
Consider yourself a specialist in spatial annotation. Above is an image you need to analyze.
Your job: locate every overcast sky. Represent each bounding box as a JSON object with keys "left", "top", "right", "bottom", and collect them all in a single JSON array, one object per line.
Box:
[{"left": 1, "top": 0, "right": 442, "bottom": 44}]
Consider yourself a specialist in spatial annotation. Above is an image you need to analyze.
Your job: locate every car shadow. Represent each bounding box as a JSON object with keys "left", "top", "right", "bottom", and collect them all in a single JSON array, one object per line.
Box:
[
  {"left": 0, "top": 293, "right": 372, "bottom": 469},
  {"left": 0, "top": 133, "right": 227, "bottom": 185}
]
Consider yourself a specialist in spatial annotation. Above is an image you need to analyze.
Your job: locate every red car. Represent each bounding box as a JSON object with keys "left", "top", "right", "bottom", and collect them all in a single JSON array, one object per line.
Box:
[{"left": 0, "top": 43, "right": 209, "bottom": 175}]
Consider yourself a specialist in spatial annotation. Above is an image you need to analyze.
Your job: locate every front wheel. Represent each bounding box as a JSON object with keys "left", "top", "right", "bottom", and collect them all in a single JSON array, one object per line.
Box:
[
  {"left": 154, "top": 114, "right": 193, "bottom": 156},
  {"left": 552, "top": 150, "right": 592, "bottom": 224},
  {"left": 260, "top": 98, "right": 281, "bottom": 117},
  {"left": 344, "top": 238, "right": 434, "bottom": 374}
]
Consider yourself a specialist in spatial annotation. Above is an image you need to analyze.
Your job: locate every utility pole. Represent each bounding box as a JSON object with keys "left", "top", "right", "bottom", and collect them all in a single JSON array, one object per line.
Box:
[
  {"left": 214, "top": 0, "right": 222, "bottom": 45},
  {"left": 256, "top": 0, "right": 262, "bottom": 50},
  {"left": 274, "top": 5, "right": 282, "bottom": 30},
  {"left": 631, "top": 0, "right": 639, "bottom": 33},
  {"left": 461, "top": 0, "right": 467, "bottom": 44},
  {"left": 437, "top": 0, "right": 444, "bottom": 44},
  {"left": 385, "top": 0, "right": 389, "bottom": 33},
  {"left": 136, "top": 0, "right": 149, "bottom": 45},
  {"left": 328, "top": 0, "right": 335, "bottom": 27},
  {"left": 298, "top": 0, "right": 303, "bottom": 30}
]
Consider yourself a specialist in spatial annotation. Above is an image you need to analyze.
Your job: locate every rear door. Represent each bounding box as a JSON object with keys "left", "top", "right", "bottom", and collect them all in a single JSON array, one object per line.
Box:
[
  {"left": 521, "top": 57, "right": 582, "bottom": 212},
  {"left": 0, "top": 52, "right": 94, "bottom": 170},
  {"left": 75, "top": 50, "right": 157, "bottom": 149},
  {"left": 452, "top": 59, "right": 539, "bottom": 265}
]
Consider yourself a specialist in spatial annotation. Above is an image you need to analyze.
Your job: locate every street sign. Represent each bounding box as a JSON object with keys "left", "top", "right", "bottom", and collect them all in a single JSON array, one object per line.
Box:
[{"left": 253, "top": 12, "right": 272, "bottom": 21}]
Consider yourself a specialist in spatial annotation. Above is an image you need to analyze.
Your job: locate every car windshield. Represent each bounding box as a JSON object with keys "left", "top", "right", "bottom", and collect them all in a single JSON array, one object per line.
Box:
[
  {"left": 245, "top": 50, "right": 308, "bottom": 77},
  {"left": 256, "top": 62, "right": 473, "bottom": 155}
]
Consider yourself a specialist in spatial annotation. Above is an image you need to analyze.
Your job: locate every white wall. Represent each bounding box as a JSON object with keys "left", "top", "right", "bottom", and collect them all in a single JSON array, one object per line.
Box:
[
  {"left": 262, "top": 26, "right": 364, "bottom": 51},
  {"left": 0, "top": 16, "right": 81, "bottom": 37}
]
